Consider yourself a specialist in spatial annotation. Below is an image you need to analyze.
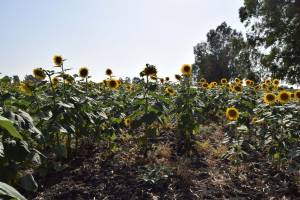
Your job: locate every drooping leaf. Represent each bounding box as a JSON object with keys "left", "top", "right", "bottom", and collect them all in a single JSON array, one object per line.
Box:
[
  {"left": 0, "top": 116, "right": 23, "bottom": 140},
  {"left": 0, "top": 181, "right": 27, "bottom": 200},
  {"left": 19, "top": 174, "right": 38, "bottom": 192}
]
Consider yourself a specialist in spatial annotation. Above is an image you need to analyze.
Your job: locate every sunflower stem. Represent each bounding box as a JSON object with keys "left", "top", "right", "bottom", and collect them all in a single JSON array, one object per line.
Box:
[{"left": 61, "top": 63, "right": 66, "bottom": 101}]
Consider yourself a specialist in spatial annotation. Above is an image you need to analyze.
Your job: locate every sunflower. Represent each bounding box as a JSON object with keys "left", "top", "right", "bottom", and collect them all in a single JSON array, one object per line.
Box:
[
  {"left": 19, "top": 83, "right": 32, "bottom": 96},
  {"left": 221, "top": 78, "right": 227, "bottom": 85},
  {"left": 209, "top": 82, "right": 217, "bottom": 88},
  {"left": 144, "top": 65, "right": 157, "bottom": 76},
  {"left": 262, "top": 83, "right": 268, "bottom": 90},
  {"left": 235, "top": 78, "right": 241, "bottom": 84},
  {"left": 165, "top": 77, "right": 170, "bottom": 81},
  {"left": 165, "top": 87, "right": 176, "bottom": 95},
  {"left": 53, "top": 55, "right": 63, "bottom": 66},
  {"left": 290, "top": 92, "right": 295, "bottom": 99},
  {"left": 105, "top": 68, "right": 113, "bottom": 76},
  {"left": 199, "top": 78, "right": 206, "bottom": 83},
  {"left": 108, "top": 79, "right": 119, "bottom": 90},
  {"left": 251, "top": 117, "right": 258, "bottom": 124},
  {"left": 245, "top": 79, "right": 251, "bottom": 86},
  {"left": 265, "top": 79, "right": 271, "bottom": 85},
  {"left": 202, "top": 82, "right": 209, "bottom": 89},
  {"left": 160, "top": 78, "right": 164, "bottom": 84},
  {"left": 175, "top": 74, "right": 182, "bottom": 81},
  {"left": 124, "top": 117, "right": 131, "bottom": 128},
  {"left": 277, "top": 90, "right": 290, "bottom": 104},
  {"left": 233, "top": 84, "right": 243, "bottom": 92},
  {"left": 254, "top": 85, "right": 261, "bottom": 91},
  {"left": 250, "top": 81, "right": 254, "bottom": 86},
  {"left": 51, "top": 77, "right": 59, "bottom": 87},
  {"left": 125, "top": 84, "right": 132, "bottom": 91},
  {"left": 263, "top": 93, "right": 276, "bottom": 104},
  {"left": 64, "top": 75, "right": 74, "bottom": 85},
  {"left": 117, "top": 79, "right": 122, "bottom": 85},
  {"left": 226, "top": 83, "right": 231, "bottom": 89},
  {"left": 226, "top": 107, "right": 239, "bottom": 121},
  {"left": 181, "top": 64, "right": 192, "bottom": 76},
  {"left": 79, "top": 67, "right": 89, "bottom": 78},
  {"left": 33, "top": 68, "right": 46, "bottom": 80},
  {"left": 295, "top": 90, "right": 300, "bottom": 100},
  {"left": 150, "top": 75, "right": 157, "bottom": 80},
  {"left": 273, "top": 79, "right": 280, "bottom": 86}
]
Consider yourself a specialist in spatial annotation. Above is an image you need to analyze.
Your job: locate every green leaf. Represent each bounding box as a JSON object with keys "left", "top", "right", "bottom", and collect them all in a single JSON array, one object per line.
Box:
[
  {"left": 3, "top": 140, "right": 30, "bottom": 162},
  {"left": 0, "top": 181, "right": 27, "bottom": 200},
  {"left": 0, "top": 116, "right": 23, "bottom": 140},
  {"left": 19, "top": 174, "right": 38, "bottom": 192},
  {"left": 237, "top": 125, "right": 249, "bottom": 133}
]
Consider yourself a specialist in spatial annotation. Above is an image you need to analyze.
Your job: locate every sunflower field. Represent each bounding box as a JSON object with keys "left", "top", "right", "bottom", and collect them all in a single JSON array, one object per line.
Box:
[{"left": 0, "top": 56, "right": 300, "bottom": 199}]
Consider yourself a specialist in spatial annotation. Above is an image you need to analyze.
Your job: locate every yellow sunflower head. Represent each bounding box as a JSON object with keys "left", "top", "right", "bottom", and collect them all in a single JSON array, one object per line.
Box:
[
  {"left": 251, "top": 117, "right": 258, "bottom": 124},
  {"left": 199, "top": 78, "right": 206, "bottom": 83},
  {"left": 33, "top": 68, "right": 46, "bottom": 80},
  {"left": 263, "top": 93, "right": 276, "bottom": 104},
  {"left": 53, "top": 55, "right": 63, "bottom": 66},
  {"left": 181, "top": 64, "right": 192, "bottom": 76},
  {"left": 226, "top": 83, "right": 231, "bottom": 89},
  {"left": 79, "top": 67, "right": 89, "bottom": 78},
  {"left": 273, "top": 79, "right": 280, "bottom": 86},
  {"left": 105, "top": 68, "right": 113, "bottom": 76},
  {"left": 51, "top": 77, "right": 59, "bottom": 87},
  {"left": 64, "top": 75, "right": 74, "bottom": 85},
  {"left": 235, "top": 78, "right": 241, "bottom": 84},
  {"left": 125, "top": 84, "right": 132, "bottom": 91},
  {"left": 124, "top": 117, "right": 131, "bottom": 128},
  {"left": 144, "top": 65, "right": 157, "bottom": 76},
  {"left": 165, "top": 87, "right": 176, "bottom": 96},
  {"left": 202, "top": 82, "right": 209, "bottom": 89},
  {"left": 277, "top": 90, "right": 290, "bottom": 104},
  {"left": 117, "top": 79, "right": 122, "bottom": 85},
  {"left": 255, "top": 85, "right": 261, "bottom": 91},
  {"left": 175, "top": 74, "right": 182, "bottom": 81},
  {"left": 262, "top": 83, "right": 268, "bottom": 90},
  {"left": 19, "top": 83, "right": 32, "bottom": 96},
  {"left": 234, "top": 84, "right": 243, "bottom": 92},
  {"left": 108, "top": 79, "right": 119, "bottom": 90},
  {"left": 245, "top": 79, "right": 251, "bottom": 86},
  {"left": 150, "top": 75, "right": 157, "bottom": 80},
  {"left": 226, "top": 107, "right": 239, "bottom": 121},
  {"left": 265, "top": 79, "right": 271, "bottom": 85},
  {"left": 221, "top": 78, "right": 227, "bottom": 85},
  {"left": 290, "top": 92, "right": 295, "bottom": 99},
  {"left": 295, "top": 90, "right": 300, "bottom": 100}
]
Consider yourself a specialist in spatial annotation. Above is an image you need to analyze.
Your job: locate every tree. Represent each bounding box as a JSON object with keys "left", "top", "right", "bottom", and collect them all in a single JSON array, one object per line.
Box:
[
  {"left": 239, "top": 0, "right": 300, "bottom": 84},
  {"left": 193, "top": 22, "right": 258, "bottom": 82}
]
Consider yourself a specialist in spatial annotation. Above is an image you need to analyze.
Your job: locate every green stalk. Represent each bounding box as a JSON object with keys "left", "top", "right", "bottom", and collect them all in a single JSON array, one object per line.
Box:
[
  {"left": 46, "top": 72, "right": 57, "bottom": 106},
  {"left": 61, "top": 63, "right": 66, "bottom": 101}
]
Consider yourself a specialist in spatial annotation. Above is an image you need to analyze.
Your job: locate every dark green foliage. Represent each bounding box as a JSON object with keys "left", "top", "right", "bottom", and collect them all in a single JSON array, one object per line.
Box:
[
  {"left": 193, "top": 22, "right": 256, "bottom": 82},
  {"left": 240, "top": 0, "right": 300, "bottom": 83}
]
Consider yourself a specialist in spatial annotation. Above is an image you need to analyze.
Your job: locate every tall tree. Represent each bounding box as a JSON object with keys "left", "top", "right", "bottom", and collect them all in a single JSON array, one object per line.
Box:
[
  {"left": 239, "top": 0, "right": 300, "bottom": 84},
  {"left": 193, "top": 22, "right": 257, "bottom": 82}
]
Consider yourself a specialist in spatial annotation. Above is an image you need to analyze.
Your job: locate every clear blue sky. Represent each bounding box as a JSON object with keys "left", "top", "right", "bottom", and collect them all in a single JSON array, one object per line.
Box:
[{"left": 0, "top": 0, "right": 245, "bottom": 81}]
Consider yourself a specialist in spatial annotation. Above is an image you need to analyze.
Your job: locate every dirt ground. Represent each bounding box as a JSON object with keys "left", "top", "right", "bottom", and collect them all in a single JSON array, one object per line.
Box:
[{"left": 27, "top": 126, "right": 300, "bottom": 200}]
